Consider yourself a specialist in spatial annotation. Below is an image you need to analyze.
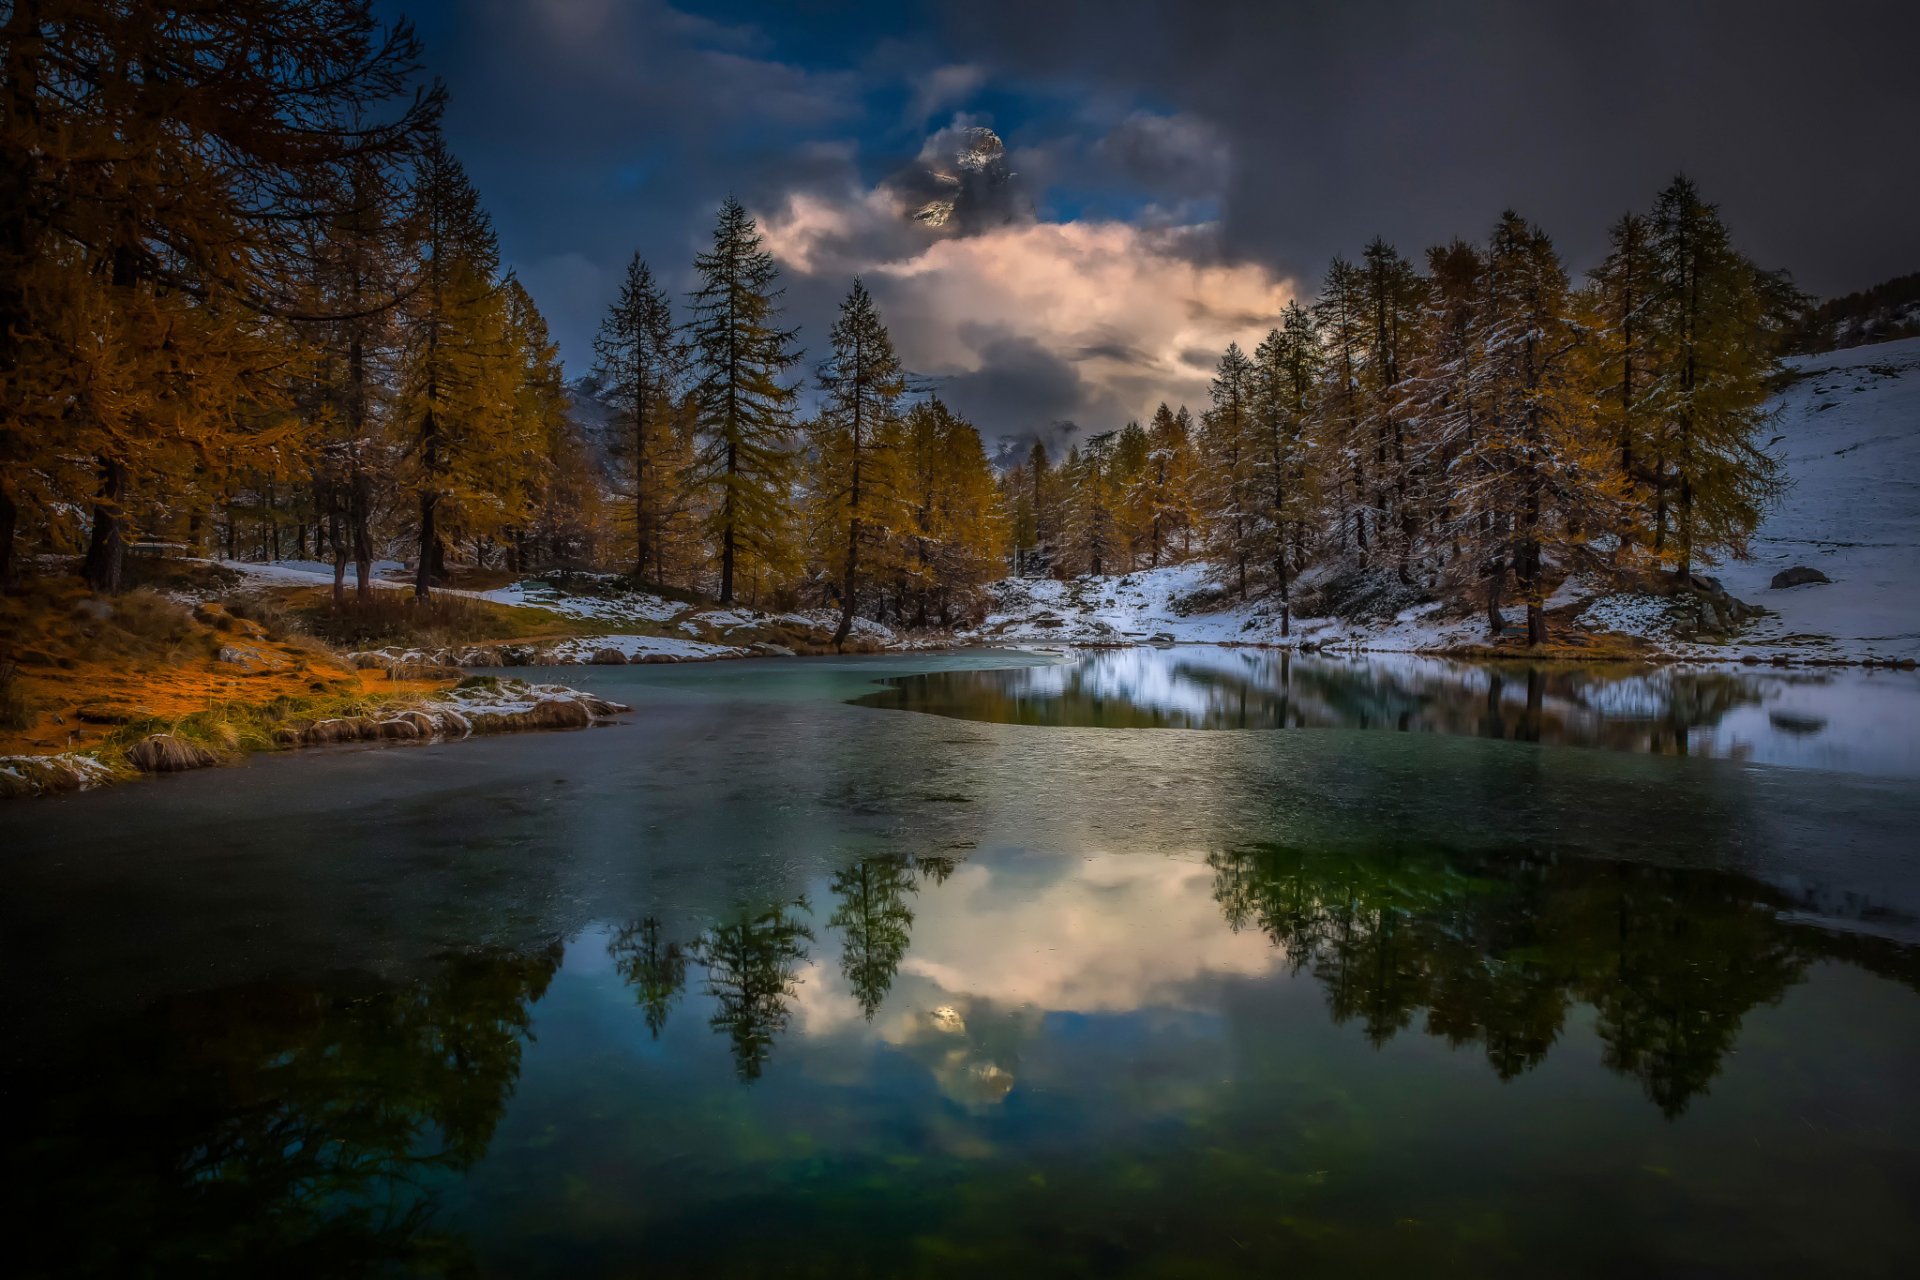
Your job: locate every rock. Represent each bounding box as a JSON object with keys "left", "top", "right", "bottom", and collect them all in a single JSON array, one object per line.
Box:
[
  {"left": 1770, "top": 566, "right": 1832, "bottom": 589},
  {"left": 216, "top": 643, "right": 273, "bottom": 671},
  {"left": 1147, "top": 632, "right": 1177, "bottom": 646},
  {"left": 73, "top": 598, "right": 114, "bottom": 621},
  {"left": 587, "top": 647, "right": 629, "bottom": 665}
]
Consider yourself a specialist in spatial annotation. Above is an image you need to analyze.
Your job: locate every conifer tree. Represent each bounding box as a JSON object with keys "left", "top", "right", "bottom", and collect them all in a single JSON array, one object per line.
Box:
[
  {"left": 1110, "top": 420, "right": 1153, "bottom": 568},
  {"left": 811, "top": 279, "right": 907, "bottom": 647},
  {"left": 1201, "top": 343, "right": 1257, "bottom": 595},
  {"left": 1140, "top": 403, "right": 1197, "bottom": 567},
  {"left": 1581, "top": 213, "right": 1659, "bottom": 554},
  {"left": 1456, "top": 213, "right": 1624, "bottom": 644},
  {"left": 593, "top": 253, "right": 684, "bottom": 582},
  {"left": 1360, "top": 238, "right": 1428, "bottom": 580},
  {"left": 398, "top": 133, "right": 521, "bottom": 598},
  {"left": 688, "top": 198, "right": 801, "bottom": 603},
  {"left": 1643, "top": 177, "right": 1783, "bottom": 577},
  {"left": 1, "top": 0, "right": 439, "bottom": 590},
  {"left": 1249, "top": 304, "right": 1322, "bottom": 634},
  {"left": 1315, "top": 258, "right": 1371, "bottom": 559}
]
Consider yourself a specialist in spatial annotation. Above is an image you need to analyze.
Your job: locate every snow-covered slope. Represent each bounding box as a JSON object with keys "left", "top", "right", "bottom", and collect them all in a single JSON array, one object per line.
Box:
[
  {"left": 1706, "top": 338, "right": 1920, "bottom": 658},
  {"left": 978, "top": 337, "right": 1920, "bottom": 661}
]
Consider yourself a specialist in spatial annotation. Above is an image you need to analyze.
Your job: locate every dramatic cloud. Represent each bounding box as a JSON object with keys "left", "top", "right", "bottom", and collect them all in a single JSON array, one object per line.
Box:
[{"left": 760, "top": 121, "right": 1295, "bottom": 443}]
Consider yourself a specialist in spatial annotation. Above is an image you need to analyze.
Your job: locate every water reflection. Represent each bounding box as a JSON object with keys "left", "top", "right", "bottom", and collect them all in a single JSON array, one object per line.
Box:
[
  {"left": 854, "top": 648, "right": 1920, "bottom": 773},
  {"left": 9, "top": 842, "right": 1920, "bottom": 1275},
  {"left": 8, "top": 945, "right": 562, "bottom": 1277}
]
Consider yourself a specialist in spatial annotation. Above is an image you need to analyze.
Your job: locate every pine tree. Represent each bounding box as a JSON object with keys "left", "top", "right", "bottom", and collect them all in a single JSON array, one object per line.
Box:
[
  {"left": 1110, "top": 419, "right": 1153, "bottom": 569},
  {"left": 1581, "top": 213, "right": 1659, "bottom": 556},
  {"left": 1643, "top": 176, "right": 1783, "bottom": 577},
  {"left": 2, "top": 0, "right": 439, "bottom": 590},
  {"left": 688, "top": 198, "right": 801, "bottom": 604},
  {"left": 593, "top": 253, "right": 684, "bottom": 582},
  {"left": 1249, "top": 304, "right": 1322, "bottom": 634},
  {"left": 398, "top": 133, "right": 522, "bottom": 599},
  {"left": 1200, "top": 343, "right": 1257, "bottom": 595},
  {"left": 811, "top": 280, "right": 906, "bottom": 646},
  {"left": 1315, "top": 258, "right": 1371, "bottom": 559},
  {"left": 1360, "top": 238, "right": 1428, "bottom": 581},
  {"left": 1455, "top": 212, "right": 1625, "bottom": 644},
  {"left": 1140, "top": 402, "right": 1197, "bottom": 567}
]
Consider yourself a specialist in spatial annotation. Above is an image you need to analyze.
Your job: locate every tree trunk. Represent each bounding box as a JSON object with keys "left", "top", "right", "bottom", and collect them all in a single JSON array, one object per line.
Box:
[
  {"left": 0, "top": 486, "right": 17, "bottom": 586},
  {"left": 350, "top": 469, "right": 374, "bottom": 604},
  {"left": 82, "top": 457, "right": 128, "bottom": 594},
  {"left": 415, "top": 491, "right": 437, "bottom": 600},
  {"left": 1485, "top": 559, "right": 1505, "bottom": 638}
]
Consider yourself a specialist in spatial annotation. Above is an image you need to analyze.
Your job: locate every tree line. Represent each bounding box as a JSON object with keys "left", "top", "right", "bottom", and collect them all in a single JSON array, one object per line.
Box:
[
  {"left": 1005, "top": 177, "right": 1795, "bottom": 641},
  {"left": 0, "top": 1, "right": 1009, "bottom": 629}
]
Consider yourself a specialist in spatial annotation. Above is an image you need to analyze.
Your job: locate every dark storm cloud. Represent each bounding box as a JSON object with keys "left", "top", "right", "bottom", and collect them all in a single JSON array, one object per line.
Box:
[
  {"left": 390, "top": 0, "right": 866, "bottom": 362},
  {"left": 932, "top": 328, "right": 1093, "bottom": 445},
  {"left": 936, "top": 0, "right": 1920, "bottom": 294}
]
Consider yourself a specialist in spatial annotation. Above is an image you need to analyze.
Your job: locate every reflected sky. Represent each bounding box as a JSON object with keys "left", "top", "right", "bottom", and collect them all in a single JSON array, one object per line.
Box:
[
  {"left": 857, "top": 648, "right": 1920, "bottom": 776},
  {"left": 4, "top": 652, "right": 1919, "bottom": 1276}
]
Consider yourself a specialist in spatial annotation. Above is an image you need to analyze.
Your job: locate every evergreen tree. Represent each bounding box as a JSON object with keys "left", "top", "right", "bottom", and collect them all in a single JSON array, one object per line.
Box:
[
  {"left": 1581, "top": 213, "right": 1659, "bottom": 555},
  {"left": 592, "top": 253, "right": 684, "bottom": 582},
  {"left": 1200, "top": 343, "right": 1257, "bottom": 595},
  {"left": 688, "top": 198, "right": 801, "bottom": 604},
  {"left": 2, "top": 0, "right": 439, "bottom": 590},
  {"left": 811, "top": 279, "right": 906, "bottom": 647},
  {"left": 1140, "top": 402, "right": 1197, "bottom": 567},
  {"left": 1643, "top": 176, "right": 1783, "bottom": 577},
  {"left": 398, "top": 133, "right": 522, "bottom": 599},
  {"left": 1454, "top": 212, "right": 1625, "bottom": 644},
  {"left": 1249, "top": 304, "right": 1322, "bottom": 634},
  {"left": 1315, "top": 258, "right": 1372, "bottom": 560},
  {"left": 1360, "top": 238, "right": 1428, "bottom": 581}
]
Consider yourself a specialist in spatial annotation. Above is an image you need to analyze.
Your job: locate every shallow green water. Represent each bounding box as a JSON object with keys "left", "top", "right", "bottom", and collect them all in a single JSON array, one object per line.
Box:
[{"left": 3, "top": 650, "right": 1918, "bottom": 1277}]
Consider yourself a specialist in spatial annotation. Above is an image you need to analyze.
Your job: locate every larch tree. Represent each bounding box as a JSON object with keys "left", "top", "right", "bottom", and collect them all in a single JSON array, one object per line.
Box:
[
  {"left": 398, "top": 133, "right": 521, "bottom": 599},
  {"left": 1249, "top": 303, "right": 1323, "bottom": 635},
  {"left": 688, "top": 198, "right": 801, "bottom": 604},
  {"left": 1314, "top": 257, "right": 1371, "bottom": 560},
  {"left": 811, "top": 279, "right": 906, "bottom": 647},
  {"left": 0, "top": 0, "right": 438, "bottom": 590},
  {"left": 1581, "top": 212, "right": 1659, "bottom": 556},
  {"left": 1201, "top": 343, "right": 1257, "bottom": 596},
  {"left": 1643, "top": 176, "right": 1783, "bottom": 578},
  {"left": 1459, "top": 212, "right": 1624, "bottom": 645},
  {"left": 592, "top": 253, "right": 684, "bottom": 582},
  {"left": 1141, "top": 402, "right": 1197, "bottom": 568}
]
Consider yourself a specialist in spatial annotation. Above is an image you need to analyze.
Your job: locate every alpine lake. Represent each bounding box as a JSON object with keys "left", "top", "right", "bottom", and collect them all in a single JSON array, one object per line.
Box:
[{"left": 4, "top": 647, "right": 1918, "bottom": 1277}]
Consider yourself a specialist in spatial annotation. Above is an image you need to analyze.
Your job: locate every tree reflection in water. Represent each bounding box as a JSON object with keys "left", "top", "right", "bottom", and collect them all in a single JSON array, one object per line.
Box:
[
  {"left": 855, "top": 650, "right": 1803, "bottom": 759},
  {"left": 7, "top": 943, "right": 564, "bottom": 1278},
  {"left": 691, "top": 901, "right": 815, "bottom": 1082},
  {"left": 1207, "top": 842, "right": 1916, "bottom": 1114}
]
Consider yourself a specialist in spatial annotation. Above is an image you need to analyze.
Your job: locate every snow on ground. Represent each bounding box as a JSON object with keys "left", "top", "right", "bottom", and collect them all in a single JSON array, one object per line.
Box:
[
  {"left": 976, "top": 338, "right": 1920, "bottom": 662},
  {"left": 542, "top": 634, "right": 748, "bottom": 662},
  {"left": 1705, "top": 338, "right": 1920, "bottom": 658},
  {"left": 478, "top": 579, "right": 684, "bottom": 623},
  {"left": 969, "top": 562, "right": 1514, "bottom": 652}
]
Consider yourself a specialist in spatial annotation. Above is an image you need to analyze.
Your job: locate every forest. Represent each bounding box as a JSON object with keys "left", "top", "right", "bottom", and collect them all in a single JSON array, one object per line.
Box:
[{"left": 2, "top": 2, "right": 1799, "bottom": 651}]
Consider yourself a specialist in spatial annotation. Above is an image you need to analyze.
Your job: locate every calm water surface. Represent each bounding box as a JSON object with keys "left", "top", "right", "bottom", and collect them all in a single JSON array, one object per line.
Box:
[{"left": 3, "top": 649, "right": 1918, "bottom": 1277}]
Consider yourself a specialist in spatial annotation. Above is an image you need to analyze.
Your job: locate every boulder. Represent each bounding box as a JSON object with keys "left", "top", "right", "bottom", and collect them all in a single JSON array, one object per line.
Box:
[
  {"left": 1770, "top": 566, "right": 1832, "bottom": 589},
  {"left": 587, "top": 647, "right": 629, "bottom": 665}
]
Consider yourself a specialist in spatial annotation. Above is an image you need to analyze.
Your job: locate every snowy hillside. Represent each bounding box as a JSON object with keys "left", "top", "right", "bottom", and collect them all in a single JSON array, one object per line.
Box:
[{"left": 977, "top": 337, "right": 1920, "bottom": 661}]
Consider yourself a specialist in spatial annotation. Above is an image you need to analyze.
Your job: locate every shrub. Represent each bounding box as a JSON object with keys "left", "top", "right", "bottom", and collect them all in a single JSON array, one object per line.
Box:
[{"left": 301, "top": 591, "right": 517, "bottom": 648}]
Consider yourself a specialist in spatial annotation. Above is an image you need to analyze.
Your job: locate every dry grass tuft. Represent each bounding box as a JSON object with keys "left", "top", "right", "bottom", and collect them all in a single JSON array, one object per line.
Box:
[{"left": 125, "top": 733, "right": 219, "bottom": 773}]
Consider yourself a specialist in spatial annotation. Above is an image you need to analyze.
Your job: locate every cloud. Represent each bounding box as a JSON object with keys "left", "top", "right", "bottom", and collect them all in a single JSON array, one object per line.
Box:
[
  {"left": 760, "top": 177, "right": 1295, "bottom": 441},
  {"left": 906, "top": 63, "right": 988, "bottom": 127}
]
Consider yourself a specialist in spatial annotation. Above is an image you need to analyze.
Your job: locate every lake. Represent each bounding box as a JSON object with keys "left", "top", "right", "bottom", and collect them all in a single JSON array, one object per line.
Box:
[{"left": 3, "top": 648, "right": 1918, "bottom": 1277}]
